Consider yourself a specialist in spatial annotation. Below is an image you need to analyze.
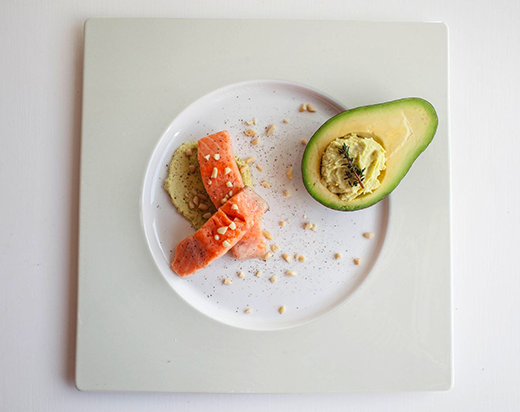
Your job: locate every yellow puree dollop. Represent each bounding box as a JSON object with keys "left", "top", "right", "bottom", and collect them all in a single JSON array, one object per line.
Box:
[{"left": 321, "top": 133, "right": 386, "bottom": 201}]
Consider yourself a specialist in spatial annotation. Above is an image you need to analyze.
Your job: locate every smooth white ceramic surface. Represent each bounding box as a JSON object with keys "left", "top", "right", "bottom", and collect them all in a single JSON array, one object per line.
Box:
[
  {"left": 74, "top": 19, "right": 451, "bottom": 394},
  {"left": 6, "top": 1, "right": 519, "bottom": 410},
  {"left": 142, "top": 80, "right": 389, "bottom": 330}
]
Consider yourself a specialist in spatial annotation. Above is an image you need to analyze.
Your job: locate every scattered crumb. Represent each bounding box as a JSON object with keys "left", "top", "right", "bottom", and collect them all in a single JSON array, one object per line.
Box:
[
  {"left": 299, "top": 103, "right": 307, "bottom": 112},
  {"left": 245, "top": 119, "right": 256, "bottom": 126},
  {"left": 302, "top": 214, "right": 307, "bottom": 219},
  {"left": 263, "top": 230, "right": 273, "bottom": 240},
  {"left": 279, "top": 221, "right": 286, "bottom": 227},
  {"left": 294, "top": 253, "right": 300, "bottom": 260},
  {"left": 286, "top": 270, "right": 297, "bottom": 277},
  {"left": 263, "top": 252, "right": 273, "bottom": 261},
  {"left": 237, "top": 271, "right": 245, "bottom": 279},
  {"left": 278, "top": 305, "right": 286, "bottom": 314},
  {"left": 244, "top": 308, "right": 252, "bottom": 314},
  {"left": 298, "top": 255, "right": 305, "bottom": 262},
  {"left": 304, "top": 222, "right": 313, "bottom": 230},
  {"left": 223, "top": 278, "right": 232, "bottom": 285},
  {"left": 245, "top": 156, "right": 255, "bottom": 164},
  {"left": 256, "top": 164, "right": 263, "bottom": 172},
  {"left": 334, "top": 253, "right": 342, "bottom": 260},
  {"left": 266, "top": 124, "right": 276, "bottom": 136},
  {"left": 282, "top": 253, "right": 293, "bottom": 263},
  {"left": 260, "top": 180, "right": 271, "bottom": 188},
  {"left": 363, "top": 232, "right": 375, "bottom": 239},
  {"left": 255, "top": 270, "right": 262, "bottom": 277},
  {"left": 283, "top": 118, "right": 289, "bottom": 123},
  {"left": 251, "top": 137, "right": 260, "bottom": 145},
  {"left": 245, "top": 129, "right": 257, "bottom": 137},
  {"left": 311, "top": 223, "right": 318, "bottom": 231},
  {"left": 239, "top": 165, "right": 248, "bottom": 174},
  {"left": 306, "top": 103, "right": 317, "bottom": 112},
  {"left": 300, "top": 139, "right": 307, "bottom": 145},
  {"left": 269, "top": 276, "right": 277, "bottom": 283},
  {"left": 270, "top": 244, "right": 280, "bottom": 252},
  {"left": 286, "top": 166, "right": 293, "bottom": 180},
  {"left": 354, "top": 258, "right": 361, "bottom": 265},
  {"left": 283, "top": 190, "right": 290, "bottom": 198}
]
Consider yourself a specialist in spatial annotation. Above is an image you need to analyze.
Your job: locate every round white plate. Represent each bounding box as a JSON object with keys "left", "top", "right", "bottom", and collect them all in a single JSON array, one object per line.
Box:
[{"left": 142, "top": 80, "right": 389, "bottom": 330}]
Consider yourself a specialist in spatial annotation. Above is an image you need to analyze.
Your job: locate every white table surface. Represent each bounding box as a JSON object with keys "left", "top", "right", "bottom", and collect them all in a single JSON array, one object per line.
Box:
[{"left": 1, "top": 0, "right": 518, "bottom": 410}]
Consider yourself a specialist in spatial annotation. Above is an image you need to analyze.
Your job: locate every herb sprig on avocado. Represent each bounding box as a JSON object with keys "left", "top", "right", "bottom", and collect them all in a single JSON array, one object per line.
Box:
[{"left": 338, "top": 143, "right": 366, "bottom": 189}]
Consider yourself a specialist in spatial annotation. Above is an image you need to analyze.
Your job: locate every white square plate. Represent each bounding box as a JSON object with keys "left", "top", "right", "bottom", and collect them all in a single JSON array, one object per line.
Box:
[{"left": 77, "top": 18, "right": 451, "bottom": 392}]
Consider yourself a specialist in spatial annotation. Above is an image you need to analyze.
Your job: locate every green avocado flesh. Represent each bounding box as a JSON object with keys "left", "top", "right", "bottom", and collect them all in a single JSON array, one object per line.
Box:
[{"left": 302, "top": 98, "right": 438, "bottom": 211}]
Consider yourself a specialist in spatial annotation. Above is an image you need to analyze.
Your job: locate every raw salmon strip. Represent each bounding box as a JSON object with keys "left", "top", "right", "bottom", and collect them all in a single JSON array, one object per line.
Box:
[
  {"left": 198, "top": 131, "right": 267, "bottom": 259},
  {"left": 172, "top": 187, "right": 268, "bottom": 277}
]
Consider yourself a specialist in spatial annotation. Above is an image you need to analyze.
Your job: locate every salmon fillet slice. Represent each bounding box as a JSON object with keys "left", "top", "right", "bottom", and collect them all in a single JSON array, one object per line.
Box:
[
  {"left": 172, "top": 187, "right": 268, "bottom": 277},
  {"left": 198, "top": 131, "right": 267, "bottom": 259}
]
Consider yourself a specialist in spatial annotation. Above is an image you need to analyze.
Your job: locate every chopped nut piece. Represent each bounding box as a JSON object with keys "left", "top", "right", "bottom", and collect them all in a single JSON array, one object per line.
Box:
[
  {"left": 354, "top": 258, "right": 361, "bottom": 265},
  {"left": 245, "top": 119, "right": 254, "bottom": 126},
  {"left": 266, "top": 124, "right": 276, "bottom": 136},
  {"left": 220, "top": 197, "right": 227, "bottom": 204},
  {"left": 204, "top": 154, "right": 210, "bottom": 161},
  {"left": 223, "top": 278, "right": 232, "bottom": 285},
  {"left": 260, "top": 181, "right": 271, "bottom": 188},
  {"left": 244, "top": 308, "right": 252, "bottom": 314},
  {"left": 231, "top": 204, "right": 239, "bottom": 210},
  {"left": 185, "top": 148, "right": 193, "bottom": 156},
  {"left": 208, "top": 180, "right": 212, "bottom": 185},
  {"left": 214, "top": 235, "right": 219, "bottom": 240},
  {"left": 278, "top": 305, "right": 286, "bottom": 314},
  {"left": 302, "top": 214, "right": 307, "bottom": 219},
  {"left": 300, "top": 139, "right": 307, "bottom": 145},
  {"left": 197, "top": 193, "right": 208, "bottom": 201},
  {"left": 270, "top": 244, "right": 280, "bottom": 252},
  {"left": 304, "top": 222, "right": 313, "bottom": 230},
  {"left": 256, "top": 165, "right": 263, "bottom": 172},
  {"left": 245, "top": 156, "right": 255, "bottom": 164},
  {"left": 263, "top": 252, "right": 274, "bottom": 261},
  {"left": 253, "top": 118, "right": 257, "bottom": 125},
  {"left": 306, "top": 103, "right": 317, "bottom": 112},
  {"left": 217, "top": 226, "right": 228, "bottom": 235},
  {"left": 263, "top": 230, "right": 273, "bottom": 240},
  {"left": 211, "top": 167, "right": 218, "bottom": 178},
  {"left": 311, "top": 223, "right": 318, "bottom": 231},
  {"left": 283, "top": 118, "right": 289, "bottom": 123},
  {"left": 245, "top": 129, "right": 257, "bottom": 137},
  {"left": 299, "top": 103, "right": 307, "bottom": 112},
  {"left": 213, "top": 154, "right": 220, "bottom": 160},
  {"left": 229, "top": 221, "right": 237, "bottom": 230},
  {"left": 198, "top": 203, "right": 209, "bottom": 210},
  {"left": 228, "top": 191, "right": 233, "bottom": 197},
  {"left": 298, "top": 255, "right": 305, "bottom": 262},
  {"left": 226, "top": 181, "right": 233, "bottom": 188},
  {"left": 222, "top": 240, "right": 231, "bottom": 248},
  {"left": 188, "top": 201, "right": 195, "bottom": 210},
  {"left": 203, "top": 212, "right": 212, "bottom": 219},
  {"left": 237, "top": 271, "right": 245, "bottom": 279},
  {"left": 224, "top": 167, "right": 232, "bottom": 175},
  {"left": 282, "top": 253, "right": 293, "bottom": 263},
  {"left": 251, "top": 137, "right": 260, "bottom": 145},
  {"left": 286, "top": 270, "right": 297, "bottom": 277},
  {"left": 269, "top": 276, "right": 277, "bottom": 283},
  {"left": 193, "top": 196, "right": 200, "bottom": 206},
  {"left": 294, "top": 253, "right": 300, "bottom": 259},
  {"left": 255, "top": 270, "right": 262, "bottom": 277},
  {"left": 279, "top": 221, "right": 286, "bottom": 227},
  {"left": 363, "top": 232, "right": 375, "bottom": 239},
  {"left": 286, "top": 166, "right": 293, "bottom": 180},
  {"left": 334, "top": 253, "right": 342, "bottom": 260},
  {"left": 283, "top": 190, "right": 290, "bottom": 198},
  {"left": 191, "top": 188, "right": 198, "bottom": 196},
  {"left": 188, "top": 164, "right": 196, "bottom": 173}
]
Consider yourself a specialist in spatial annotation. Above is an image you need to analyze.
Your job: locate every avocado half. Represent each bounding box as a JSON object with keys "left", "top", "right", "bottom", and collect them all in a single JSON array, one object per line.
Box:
[{"left": 302, "top": 98, "right": 438, "bottom": 211}]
